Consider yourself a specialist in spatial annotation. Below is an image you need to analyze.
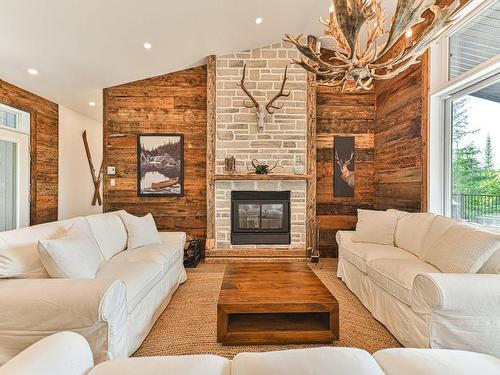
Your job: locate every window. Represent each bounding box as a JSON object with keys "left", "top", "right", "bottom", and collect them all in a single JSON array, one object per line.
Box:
[
  {"left": 449, "top": 1, "right": 500, "bottom": 80},
  {"left": 0, "top": 103, "right": 30, "bottom": 231},
  {"left": 445, "top": 74, "right": 500, "bottom": 226}
]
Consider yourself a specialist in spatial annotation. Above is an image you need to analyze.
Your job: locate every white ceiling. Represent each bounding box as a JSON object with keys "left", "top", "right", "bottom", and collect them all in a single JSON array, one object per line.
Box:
[{"left": 0, "top": 0, "right": 399, "bottom": 121}]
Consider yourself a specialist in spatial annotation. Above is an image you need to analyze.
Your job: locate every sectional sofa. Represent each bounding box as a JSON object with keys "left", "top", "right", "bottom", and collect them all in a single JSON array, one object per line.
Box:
[
  {"left": 2, "top": 332, "right": 500, "bottom": 375},
  {"left": 0, "top": 210, "right": 187, "bottom": 365},
  {"left": 337, "top": 209, "right": 500, "bottom": 357}
]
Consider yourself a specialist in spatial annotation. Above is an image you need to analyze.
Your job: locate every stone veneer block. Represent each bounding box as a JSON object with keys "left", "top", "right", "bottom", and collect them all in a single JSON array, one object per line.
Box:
[{"left": 216, "top": 42, "right": 307, "bottom": 175}]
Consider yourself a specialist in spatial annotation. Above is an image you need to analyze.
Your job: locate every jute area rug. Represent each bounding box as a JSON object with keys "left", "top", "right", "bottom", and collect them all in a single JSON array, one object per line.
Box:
[{"left": 134, "top": 260, "right": 402, "bottom": 359}]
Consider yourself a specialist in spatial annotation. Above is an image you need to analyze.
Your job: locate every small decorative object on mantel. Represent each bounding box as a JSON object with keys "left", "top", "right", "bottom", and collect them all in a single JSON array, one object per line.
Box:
[
  {"left": 294, "top": 156, "right": 306, "bottom": 175},
  {"left": 238, "top": 64, "right": 290, "bottom": 133},
  {"left": 224, "top": 156, "right": 236, "bottom": 174},
  {"left": 247, "top": 159, "right": 279, "bottom": 175},
  {"left": 334, "top": 136, "right": 355, "bottom": 197},
  {"left": 138, "top": 134, "right": 184, "bottom": 197},
  {"left": 285, "top": 0, "right": 466, "bottom": 91},
  {"left": 82, "top": 130, "right": 103, "bottom": 206},
  {"left": 306, "top": 218, "right": 320, "bottom": 263},
  {"left": 183, "top": 235, "right": 204, "bottom": 268}
]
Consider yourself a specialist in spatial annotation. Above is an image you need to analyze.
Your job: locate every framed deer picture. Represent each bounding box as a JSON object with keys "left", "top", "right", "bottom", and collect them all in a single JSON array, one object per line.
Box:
[{"left": 334, "top": 136, "right": 355, "bottom": 197}]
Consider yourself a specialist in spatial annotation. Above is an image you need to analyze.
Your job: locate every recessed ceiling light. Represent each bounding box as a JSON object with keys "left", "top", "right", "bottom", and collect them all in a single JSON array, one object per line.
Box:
[
  {"left": 27, "top": 68, "right": 38, "bottom": 75},
  {"left": 143, "top": 42, "right": 152, "bottom": 49},
  {"left": 255, "top": 17, "right": 263, "bottom": 25},
  {"left": 89, "top": 101, "right": 96, "bottom": 107}
]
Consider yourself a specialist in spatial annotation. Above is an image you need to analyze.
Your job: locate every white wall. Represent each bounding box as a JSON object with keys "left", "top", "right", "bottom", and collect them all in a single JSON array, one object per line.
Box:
[{"left": 58, "top": 106, "right": 103, "bottom": 220}]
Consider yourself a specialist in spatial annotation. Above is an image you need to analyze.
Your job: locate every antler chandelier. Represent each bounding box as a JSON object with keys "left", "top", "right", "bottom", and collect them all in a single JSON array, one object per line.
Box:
[{"left": 285, "top": 0, "right": 463, "bottom": 91}]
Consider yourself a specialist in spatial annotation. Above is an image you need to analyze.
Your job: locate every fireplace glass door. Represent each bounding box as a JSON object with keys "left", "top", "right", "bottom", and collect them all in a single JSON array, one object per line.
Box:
[{"left": 231, "top": 191, "right": 290, "bottom": 245}]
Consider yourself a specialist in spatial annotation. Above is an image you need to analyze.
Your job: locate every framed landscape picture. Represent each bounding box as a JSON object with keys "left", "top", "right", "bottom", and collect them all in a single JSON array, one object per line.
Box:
[
  {"left": 334, "top": 136, "right": 355, "bottom": 197},
  {"left": 137, "top": 134, "right": 184, "bottom": 197}
]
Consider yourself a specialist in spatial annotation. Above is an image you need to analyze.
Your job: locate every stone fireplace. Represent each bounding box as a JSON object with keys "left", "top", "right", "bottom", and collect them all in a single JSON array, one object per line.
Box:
[{"left": 206, "top": 40, "right": 314, "bottom": 259}]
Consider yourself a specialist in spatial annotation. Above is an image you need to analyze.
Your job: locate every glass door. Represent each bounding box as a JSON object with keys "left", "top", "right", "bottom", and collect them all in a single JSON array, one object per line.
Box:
[
  {"left": 0, "top": 104, "right": 30, "bottom": 231},
  {"left": 445, "top": 73, "right": 500, "bottom": 226}
]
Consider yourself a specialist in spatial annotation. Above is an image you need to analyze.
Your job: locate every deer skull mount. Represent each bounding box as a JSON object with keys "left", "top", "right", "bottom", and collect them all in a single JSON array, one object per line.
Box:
[
  {"left": 335, "top": 150, "right": 355, "bottom": 189},
  {"left": 237, "top": 64, "right": 290, "bottom": 133}
]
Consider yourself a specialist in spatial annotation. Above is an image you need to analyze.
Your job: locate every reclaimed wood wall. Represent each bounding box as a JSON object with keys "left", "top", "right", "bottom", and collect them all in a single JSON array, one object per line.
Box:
[
  {"left": 316, "top": 86, "right": 375, "bottom": 257},
  {"left": 374, "top": 54, "right": 429, "bottom": 212},
  {"left": 103, "top": 66, "right": 207, "bottom": 239},
  {"left": 0, "top": 80, "right": 59, "bottom": 224}
]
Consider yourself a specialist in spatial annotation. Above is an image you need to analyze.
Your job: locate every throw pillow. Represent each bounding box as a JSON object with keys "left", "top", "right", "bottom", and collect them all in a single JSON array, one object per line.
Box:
[
  {"left": 119, "top": 212, "right": 161, "bottom": 250},
  {"left": 424, "top": 224, "right": 500, "bottom": 273},
  {"left": 352, "top": 209, "right": 398, "bottom": 246},
  {"left": 38, "top": 219, "right": 105, "bottom": 279}
]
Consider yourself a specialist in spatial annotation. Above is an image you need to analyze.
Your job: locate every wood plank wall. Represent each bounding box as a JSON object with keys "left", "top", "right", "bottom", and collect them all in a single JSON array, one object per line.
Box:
[
  {"left": 103, "top": 66, "right": 207, "bottom": 239},
  {"left": 0, "top": 80, "right": 58, "bottom": 224},
  {"left": 374, "top": 53, "right": 429, "bottom": 212},
  {"left": 316, "top": 86, "right": 376, "bottom": 257}
]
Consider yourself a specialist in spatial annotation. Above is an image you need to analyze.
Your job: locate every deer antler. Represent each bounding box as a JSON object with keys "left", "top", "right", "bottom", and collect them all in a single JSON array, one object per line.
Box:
[
  {"left": 266, "top": 66, "right": 291, "bottom": 114},
  {"left": 346, "top": 151, "right": 354, "bottom": 166},
  {"left": 238, "top": 64, "right": 260, "bottom": 110},
  {"left": 335, "top": 150, "right": 341, "bottom": 167}
]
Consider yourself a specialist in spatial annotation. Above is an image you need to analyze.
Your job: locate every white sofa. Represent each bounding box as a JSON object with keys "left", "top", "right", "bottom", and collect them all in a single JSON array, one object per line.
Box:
[
  {"left": 2, "top": 332, "right": 500, "bottom": 375},
  {"left": 336, "top": 209, "right": 500, "bottom": 357},
  {"left": 0, "top": 211, "right": 187, "bottom": 365}
]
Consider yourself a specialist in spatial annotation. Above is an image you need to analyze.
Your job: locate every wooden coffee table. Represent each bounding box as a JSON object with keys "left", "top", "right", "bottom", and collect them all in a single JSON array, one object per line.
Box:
[{"left": 217, "top": 262, "right": 339, "bottom": 345}]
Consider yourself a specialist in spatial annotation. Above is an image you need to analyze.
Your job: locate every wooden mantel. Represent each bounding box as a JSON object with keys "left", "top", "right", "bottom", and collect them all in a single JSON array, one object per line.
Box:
[{"left": 212, "top": 174, "right": 312, "bottom": 181}]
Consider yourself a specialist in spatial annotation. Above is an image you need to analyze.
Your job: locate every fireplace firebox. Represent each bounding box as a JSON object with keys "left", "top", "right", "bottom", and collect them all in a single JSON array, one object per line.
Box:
[{"left": 231, "top": 191, "right": 291, "bottom": 245}]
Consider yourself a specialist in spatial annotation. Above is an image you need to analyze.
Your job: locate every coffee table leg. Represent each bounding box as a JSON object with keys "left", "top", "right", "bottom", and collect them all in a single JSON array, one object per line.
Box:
[{"left": 217, "top": 305, "right": 228, "bottom": 343}]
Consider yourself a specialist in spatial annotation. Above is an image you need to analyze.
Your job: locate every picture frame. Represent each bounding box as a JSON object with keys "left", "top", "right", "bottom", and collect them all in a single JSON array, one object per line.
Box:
[
  {"left": 137, "top": 133, "right": 184, "bottom": 197},
  {"left": 334, "top": 136, "right": 355, "bottom": 197}
]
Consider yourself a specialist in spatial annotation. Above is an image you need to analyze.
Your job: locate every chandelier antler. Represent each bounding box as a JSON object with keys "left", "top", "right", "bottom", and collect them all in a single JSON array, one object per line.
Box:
[{"left": 285, "top": 0, "right": 465, "bottom": 91}]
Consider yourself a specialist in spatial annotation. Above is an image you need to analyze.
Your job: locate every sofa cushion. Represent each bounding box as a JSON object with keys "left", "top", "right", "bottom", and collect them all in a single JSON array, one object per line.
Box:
[
  {"left": 119, "top": 212, "right": 161, "bottom": 250},
  {"left": 38, "top": 219, "right": 105, "bottom": 279},
  {"left": 232, "top": 347, "right": 385, "bottom": 375},
  {"left": 386, "top": 209, "right": 410, "bottom": 218},
  {"left": 424, "top": 225, "right": 500, "bottom": 273},
  {"left": 374, "top": 348, "right": 500, "bottom": 375},
  {"left": 421, "top": 215, "right": 461, "bottom": 258},
  {"left": 352, "top": 209, "right": 398, "bottom": 246},
  {"left": 394, "top": 213, "right": 436, "bottom": 257},
  {"left": 88, "top": 355, "right": 230, "bottom": 375},
  {"left": 367, "top": 258, "right": 440, "bottom": 305},
  {"left": 340, "top": 240, "right": 417, "bottom": 274},
  {"left": 96, "top": 261, "right": 163, "bottom": 313},
  {"left": 0, "top": 218, "right": 78, "bottom": 279},
  {"left": 86, "top": 211, "right": 127, "bottom": 261},
  {"left": 110, "top": 242, "right": 182, "bottom": 273}
]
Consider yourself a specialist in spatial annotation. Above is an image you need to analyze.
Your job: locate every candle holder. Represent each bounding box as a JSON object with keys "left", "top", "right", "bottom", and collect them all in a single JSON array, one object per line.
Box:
[{"left": 306, "top": 218, "right": 320, "bottom": 263}]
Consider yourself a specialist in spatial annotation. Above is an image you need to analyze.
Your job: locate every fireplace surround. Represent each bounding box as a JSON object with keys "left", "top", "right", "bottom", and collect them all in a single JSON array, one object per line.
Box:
[{"left": 231, "top": 191, "right": 291, "bottom": 245}]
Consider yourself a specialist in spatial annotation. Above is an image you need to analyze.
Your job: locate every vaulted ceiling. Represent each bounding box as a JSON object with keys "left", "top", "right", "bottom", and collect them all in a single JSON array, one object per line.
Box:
[{"left": 0, "top": 0, "right": 401, "bottom": 120}]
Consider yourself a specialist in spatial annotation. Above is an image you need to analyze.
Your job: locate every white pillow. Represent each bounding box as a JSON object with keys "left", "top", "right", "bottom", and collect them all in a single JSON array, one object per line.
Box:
[
  {"left": 38, "top": 219, "right": 105, "bottom": 279},
  {"left": 394, "top": 213, "right": 436, "bottom": 257},
  {"left": 352, "top": 209, "right": 398, "bottom": 246},
  {"left": 424, "top": 225, "right": 500, "bottom": 273},
  {"left": 119, "top": 212, "right": 161, "bottom": 250}
]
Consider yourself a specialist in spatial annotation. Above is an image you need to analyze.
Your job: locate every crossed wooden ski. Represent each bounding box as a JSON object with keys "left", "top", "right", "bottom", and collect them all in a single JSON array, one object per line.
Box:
[{"left": 82, "top": 130, "right": 103, "bottom": 206}]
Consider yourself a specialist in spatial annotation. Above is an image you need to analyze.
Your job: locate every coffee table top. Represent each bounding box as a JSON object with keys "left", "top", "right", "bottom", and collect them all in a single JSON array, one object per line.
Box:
[{"left": 218, "top": 262, "right": 338, "bottom": 310}]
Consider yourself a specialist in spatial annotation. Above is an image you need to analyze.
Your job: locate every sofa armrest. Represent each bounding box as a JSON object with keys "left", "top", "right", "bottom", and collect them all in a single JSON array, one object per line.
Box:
[
  {"left": 0, "top": 332, "right": 94, "bottom": 375},
  {"left": 412, "top": 273, "right": 500, "bottom": 315},
  {"left": 336, "top": 230, "right": 355, "bottom": 247},
  {"left": 0, "top": 278, "right": 127, "bottom": 364},
  {"left": 159, "top": 231, "right": 187, "bottom": 250}
]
